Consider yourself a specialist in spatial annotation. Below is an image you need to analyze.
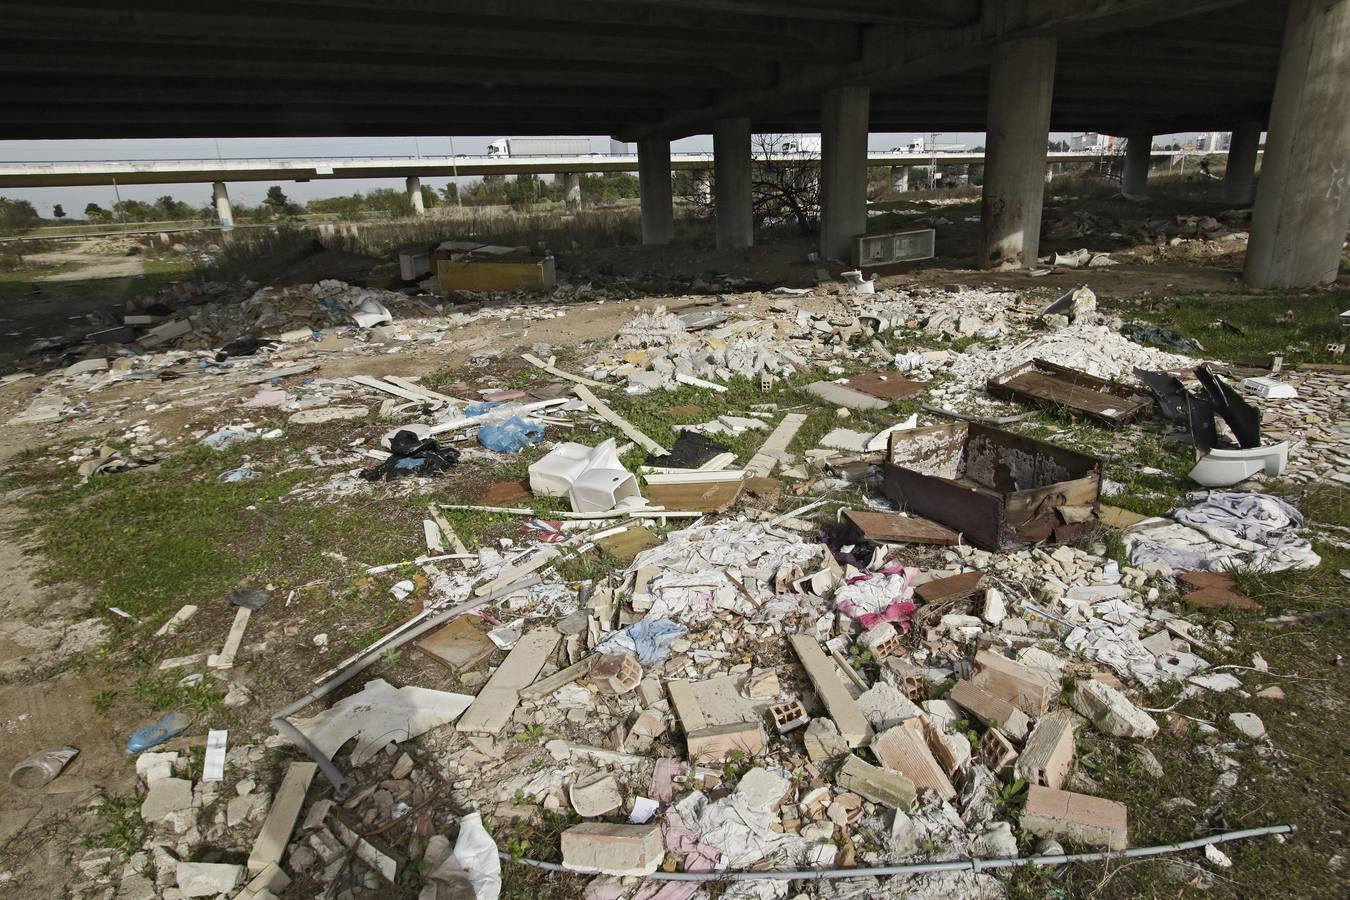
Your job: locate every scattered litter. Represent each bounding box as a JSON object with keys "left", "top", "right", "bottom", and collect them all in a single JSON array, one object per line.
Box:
[{"left": 8, "top": 746, "right": 79, "bottom": 789}]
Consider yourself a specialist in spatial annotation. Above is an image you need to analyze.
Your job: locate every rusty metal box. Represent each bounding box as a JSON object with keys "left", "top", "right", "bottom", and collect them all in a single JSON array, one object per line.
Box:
[{"left": 882, "top": 422, "right": 1102, "bottom": 549}]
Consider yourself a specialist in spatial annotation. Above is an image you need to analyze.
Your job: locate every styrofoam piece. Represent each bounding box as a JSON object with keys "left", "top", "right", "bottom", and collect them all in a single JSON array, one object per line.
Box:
[
  {"left": 529, "top": 442, "right": 596, "bottom": 496},
  {"left": 1188, "top": 441, "right": 1289, "bottom": 487},
  {"left": 529, "top": 439, "right": 641, "bottom": 513},
  {"left": 569, "top": 467, "right": 643, "bottom": 513},
  {"left": 1240, "top": 376, "right": 1297, "bottom": 399}
]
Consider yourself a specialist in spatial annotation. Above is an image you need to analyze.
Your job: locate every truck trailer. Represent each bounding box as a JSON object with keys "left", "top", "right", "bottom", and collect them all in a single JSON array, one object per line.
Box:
[{"left": 486, "top": 137, "right": 592, "bottom": 158}]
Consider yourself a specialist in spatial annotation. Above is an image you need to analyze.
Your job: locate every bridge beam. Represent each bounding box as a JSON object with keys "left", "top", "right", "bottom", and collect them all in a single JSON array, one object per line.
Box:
[
  {"left": 638, "top": 138, "right": 674, "bottom": 245},
  {"left": 406, "top": 175, "right": 425, "bottom": 216},
  {"left": 1121, "top": 133, "right": 1151, "bottom": 197},
  {"left": 1222, "top": 119, "right": 1262, "bottom": 206},
  {"left": 713, "top": 117, "right": 753, "bottom": 249},
  {"left": 1245, "top": 0, "right": 1350, "bottom": 288},
  {"left": 212, "top": 181, "right": 233, "bottom": 230},
  {"left": 819, "top": 85, "right": 871, "bottom": 261},
  {"left": 979, "top": 37, "right": 1056, "bottom": 269}
]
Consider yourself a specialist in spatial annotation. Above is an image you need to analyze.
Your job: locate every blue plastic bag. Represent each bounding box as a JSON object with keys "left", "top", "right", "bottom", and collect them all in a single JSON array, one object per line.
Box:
[{"left": 478, "top": 417, "right": 545, "bottom": 453}]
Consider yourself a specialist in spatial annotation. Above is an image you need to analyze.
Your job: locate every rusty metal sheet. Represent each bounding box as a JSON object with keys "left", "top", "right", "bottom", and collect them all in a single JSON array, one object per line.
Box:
[{"left": 987, "top": 359, "right": 1148, "bottom": 427}]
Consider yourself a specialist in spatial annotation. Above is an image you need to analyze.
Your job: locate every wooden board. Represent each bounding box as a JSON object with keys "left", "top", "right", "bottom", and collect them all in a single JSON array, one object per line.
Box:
[
  {"left": 840, "top": 509, "right": 959, "bottom": 545},
  {"left": 416, "top": 615, "right": 496, "bottom": 672},
  {"left": 645, "top": 478, "right": 743, "bottom": 513}
]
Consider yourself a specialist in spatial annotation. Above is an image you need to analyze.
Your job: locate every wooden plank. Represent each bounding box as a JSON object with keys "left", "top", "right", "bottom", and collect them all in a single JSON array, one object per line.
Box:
[
  {"left": 788, "top": 634, "right": 871, "bottom": 748},
  {"left": 521, "top": 353, "right": 609, "bottom": 389},
  {"left": 987, "top": 360, "right": 1146, "bottom": 426},
  {"left": 384, "top": 375, "right": 460, "bottom": 405},
  {"left": 745, "top": 412, "right": 807, "bottom": 477},
  {"left": 645, "top": 478, "right": 743, "bottom": 513},
  {"left": 207, "top": 607, "right": 251, "bottom": 669},
  {"left": 247, "top": 762, "right": 317, "bottom": 873},
  {"left": 455, "top": 629, "right": 561, "bottom": 735},
  {"left": 520, "top": 657, "right": 597, "bottom": 701},
  {"left": 841, "top": 509, "right": 960, "bottom": 545},
  {"left": 348, "top": 375, "right": 436, "bottom": 404},
  {"left": 573, "top": 385, "right": 669, "bottom": 456},
  {"left": 915, "top": 571, "right": 985, "bottom": 604}
]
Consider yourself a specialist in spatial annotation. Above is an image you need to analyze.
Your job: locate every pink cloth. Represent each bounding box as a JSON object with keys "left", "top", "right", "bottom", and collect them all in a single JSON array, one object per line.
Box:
[
  {"left": 663, "top": 808, "right": 720, "bottom": 872},
  {"left": 650, "top": 758, "right": 688, "bottom": 804}
]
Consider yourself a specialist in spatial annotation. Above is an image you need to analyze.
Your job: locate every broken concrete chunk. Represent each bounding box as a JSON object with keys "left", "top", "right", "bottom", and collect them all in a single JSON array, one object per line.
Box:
[
  {"left": 561, "top": 822, "right": 664, "bottom": 877},
  {"left": 686, "top": 721, "right": 765, "bottom": 763},
  {"left": 971, "top": 650, "right": 1054, "bottom": 716},
  {"left": 1228, "top": 712, "right": 1266, "bottom": 740},
  {"left": 1021, "top": 785, "right": 1128, "bottom": 850},
  {"left": 949, "top": 680, "right": 1030, "bottom": 741},
  {"left": 176, "top": 862, "right": 244, "bottom": 898},
  {"left": 836, "top": 754, "right": 916, "bottom": 811},
  {"left": 789, "top": 634, "right": 872, "bottom": 748},
  {"left": 1016, "top": 718, "right": 1076, "bottom": 790},
  {"left": 1070, "top": 679, "right": 1158, "bottom": 739},
  {"left": 569, "top": 773, "right": 624, "bottom": 817},
  {"left": 140, "top": 777, "right": 193, "bottom": 824},
  {"left": 803, "top": 717, "right": 849, "bottom": 763},
  {"left": 871, "top": 719, "right": 956, "bottom": 800},
  {"left": 590, "top": 652, "right": 642, "bottom": 694}
]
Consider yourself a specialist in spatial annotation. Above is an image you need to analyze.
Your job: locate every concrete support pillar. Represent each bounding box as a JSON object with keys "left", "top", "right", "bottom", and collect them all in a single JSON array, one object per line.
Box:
[
  {"left": 212, "top": 181, "right": 233, "bottom": 230},
  {"left": 406, "top": 176, "right": 425, "bottom": 216},
  {"left": 1223, "top": 120, "right": 1263, "bottom": 206},
  {"left": 1245, "top": 0, "right": 1350, "bottom": 288},
  {"left": 563, "top": 172, "right": 581, "bottom": 209},
  {"left": 638, "top": 137, "right": 674, "bottom": 246},
  {"left": 979, "top": 37, "right": 1057, "bottom": 269},
  {"left": 890, "top": 166, "right": 910, "bottom": 193},
  {"left": 819, "top": 85, "right": 871, "bottom": 261},
  {"left": 713, "top": 117, "right": 753, "bottom": 249},
  {"left": 1122, "top": 134, "right": 1152, "bottom": 197}
]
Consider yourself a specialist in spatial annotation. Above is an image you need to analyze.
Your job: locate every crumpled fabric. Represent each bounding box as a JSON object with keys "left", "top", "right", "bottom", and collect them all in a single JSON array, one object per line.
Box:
[
  {"left": 592, "top": 617, "right": 687, "bottom": 665},
  {"left": 834, "top": 566, "right": 919, "bottom": 632},
  {"left": 1065, "top": 622, "right": 1209, "bottom": 687},
  {"left": 1125, "top": 490, "right": 1319, "bottom": 575},
  {"left": 674, "top": 770, "right": 826, "bottom": 870},
  {"left": 1174, "top": 490, "right": 1303, "bottom": 542}
]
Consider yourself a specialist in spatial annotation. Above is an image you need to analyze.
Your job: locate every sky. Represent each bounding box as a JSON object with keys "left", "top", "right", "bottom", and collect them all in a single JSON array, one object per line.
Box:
[{"left": 0, "top": 132, "right": 1204, "bottom": 218}]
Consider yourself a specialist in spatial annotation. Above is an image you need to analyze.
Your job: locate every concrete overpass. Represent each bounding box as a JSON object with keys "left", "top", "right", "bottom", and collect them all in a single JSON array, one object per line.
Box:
[
  {"left": 0, "top": 150, "right": 1169, "bottom": 189},
  {"left": 1, "top": 0, "right": 1346, "bottom": 288}
]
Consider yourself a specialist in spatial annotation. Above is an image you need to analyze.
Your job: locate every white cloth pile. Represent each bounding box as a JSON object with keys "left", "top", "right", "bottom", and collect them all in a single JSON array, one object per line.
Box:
[{"left": 1123, "top": 490, "right": 1321, "bottom": 574}]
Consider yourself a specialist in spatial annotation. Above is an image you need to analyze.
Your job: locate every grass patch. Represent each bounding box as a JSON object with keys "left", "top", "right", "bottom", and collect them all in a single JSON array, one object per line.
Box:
[
  {"left": 84, "top": 795, "right": 145, "bottom": 858},
  {"left": 1107, "top": 288, "right": 1350, "bottom": 366}
]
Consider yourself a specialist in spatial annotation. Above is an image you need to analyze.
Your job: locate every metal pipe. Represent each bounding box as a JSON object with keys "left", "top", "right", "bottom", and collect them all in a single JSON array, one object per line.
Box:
[{"left": 504, "top": 824, "right": 1294, "bottom": 882}]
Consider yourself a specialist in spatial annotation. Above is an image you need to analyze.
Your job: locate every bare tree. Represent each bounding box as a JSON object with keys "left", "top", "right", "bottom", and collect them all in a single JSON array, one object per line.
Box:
[
  {"left": 751, "top": 133, "right": 821, "bottom": 235},
  {"left": 674, "top": 134, "right": 821, "bottom": 235}
]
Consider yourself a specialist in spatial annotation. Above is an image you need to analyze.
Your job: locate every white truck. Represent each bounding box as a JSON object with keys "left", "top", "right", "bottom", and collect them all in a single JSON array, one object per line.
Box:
[{"left": 486, "top": 137, "right": 592, "bottom": 158}]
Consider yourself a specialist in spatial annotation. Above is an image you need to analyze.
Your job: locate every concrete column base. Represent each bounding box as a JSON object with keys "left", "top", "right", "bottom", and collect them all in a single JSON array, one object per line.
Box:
[
  {"left": 1245, "top": 0, "right": 1350, "bottom": 288},
  {"left": 406, "top": 176, "right": 425, "bottom": 216},
  {"left": 713, "top": 118, "right": 753, "bottom": 249},
  {"left": 1121, "top": 134, "right": 1152, "bottom": 197},
  {"left": 212, "top": 181, "right": 233, "bottom": 230},
  {"left": 979, "top": 37, "right": 1057, "bottom": 269},
  {"left": 1223, "top": 120, "right": 1263, "bottom": 206},
  {"left": 638, "top": 138, "right": 674, "bottom": 245},
  {"left": 563, "top": 172, "right": 581, "bottom": 209},
  {"left": 819, "top": 85, "right": 871, "bottom": 261}
]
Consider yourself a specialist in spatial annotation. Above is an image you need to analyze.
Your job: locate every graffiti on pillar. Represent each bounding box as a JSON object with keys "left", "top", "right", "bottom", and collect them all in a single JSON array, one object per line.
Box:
[{"left": 1327, "top": 161, "right": 1347, "bottom": 204}]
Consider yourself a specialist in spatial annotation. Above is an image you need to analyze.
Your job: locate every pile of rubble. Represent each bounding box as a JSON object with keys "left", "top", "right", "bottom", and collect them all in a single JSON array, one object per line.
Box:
[{"left": 6, "top": 270, "right": 1337, "bottom": 898}]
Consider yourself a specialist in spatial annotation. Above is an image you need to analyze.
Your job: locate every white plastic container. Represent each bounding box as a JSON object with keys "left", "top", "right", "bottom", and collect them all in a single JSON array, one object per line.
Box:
[{"left": 528, "top": 442, "right": 595, "bottom": 496}]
